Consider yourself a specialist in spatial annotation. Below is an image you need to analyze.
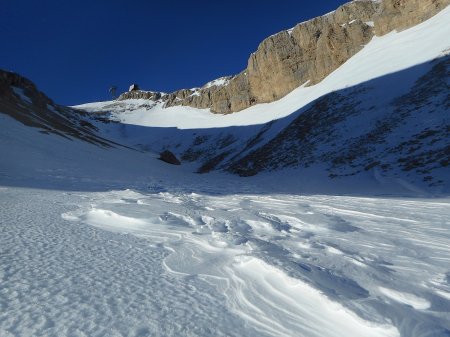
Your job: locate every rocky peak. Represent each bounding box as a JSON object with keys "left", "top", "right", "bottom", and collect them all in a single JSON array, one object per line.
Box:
[
  {"left": 118, "top": 90, "right": 163, "bottom": 101},
  {"left": 0, "top": 70, "right": 116, "bottom": 147},
  {"left": 0, "top": 70, "right": 54, "bottom": 109}
]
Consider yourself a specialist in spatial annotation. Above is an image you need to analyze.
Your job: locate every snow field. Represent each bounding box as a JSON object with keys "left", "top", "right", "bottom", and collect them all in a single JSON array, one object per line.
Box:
[
  {"left": 1, "top": 3, "right": 450, "bottom": 337},
  {"left": 0, "top": 188, "right": 254, "bottom": 337},
  {"left": 3, "top": 186, "right": 447, "bottom": 336}
]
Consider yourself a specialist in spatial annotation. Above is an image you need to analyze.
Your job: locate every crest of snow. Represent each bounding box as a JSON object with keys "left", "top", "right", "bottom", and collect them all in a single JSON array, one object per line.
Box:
[
  {"left": 365, "top": 21, "right": 375, "bottom": 27},
  {"left": 82, "top": 208, "right": 149, "bottom": 231},
  {"left": 327, "top": 246, "right": 344, "bottom": 255},
  {"left": 435, "top": 290, "right": 450, "bottom": 300},
  {"left": 268, "top": 25, "right": 296, "bottom": 39},
  {"left": 189, "top": 90, "right": 201, "bottom": 97},
  {"left": 227, "top": 256, "right": 399, "bottom": 337},
  {"left": 203, "top": 77, "right": 230, "bottom": 89},
  {"left": 379, "top": 287, "right": 431, "bottom": 310},
  {"left": 129, "top": 84, "right": 139, "bottom": 91}
]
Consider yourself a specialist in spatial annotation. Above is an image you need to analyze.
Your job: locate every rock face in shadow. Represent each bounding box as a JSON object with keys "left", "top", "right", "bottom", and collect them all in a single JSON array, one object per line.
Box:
[
  {"left": 117, "top": 0, "right": 450, "bottom": 114},
  {"left": 0, "top": 70, "right": 116, "bottom": 147},
  {"left": 225, "top": 56, "right": 450, "bottom": 185},
  {"left": 159, "top": 150, "right": 181, "bottom": 165}
]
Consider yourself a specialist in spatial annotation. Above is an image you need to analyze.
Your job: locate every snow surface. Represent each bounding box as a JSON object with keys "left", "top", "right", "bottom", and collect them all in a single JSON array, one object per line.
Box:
[
  {"left": 77, "top": 6, "right": 450, "bottom": 129},
  {"left": 2, "top": 183, "right": 450, "bottom": 336},
  {"left": 203, "top": 77, "right": 230, "bottom": 89},
  {"left": 2, "top": 5, "right": 450, "bottom": 337},
  {"left": 1, "top": 110, "right": 450, "bottom": 336}
]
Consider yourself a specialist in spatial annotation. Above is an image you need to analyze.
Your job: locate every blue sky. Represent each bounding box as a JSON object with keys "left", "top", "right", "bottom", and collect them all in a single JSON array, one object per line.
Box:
[{"left": 1, "top": 0, "right": 349, "bottom": 105}]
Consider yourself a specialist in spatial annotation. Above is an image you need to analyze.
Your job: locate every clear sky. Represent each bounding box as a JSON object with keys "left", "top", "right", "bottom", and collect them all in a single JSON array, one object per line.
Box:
[{"left": 1, "top": 0, "right": 349, "bottom": 105}]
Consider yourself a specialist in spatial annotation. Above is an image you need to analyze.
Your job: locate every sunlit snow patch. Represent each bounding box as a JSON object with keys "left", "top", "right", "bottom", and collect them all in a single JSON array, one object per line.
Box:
[
  {"left": 225, "top": 256, "right": 399, "bottom": 337},
  {"left": 379, "top": 287, "right": 431, "bottom": 310}
]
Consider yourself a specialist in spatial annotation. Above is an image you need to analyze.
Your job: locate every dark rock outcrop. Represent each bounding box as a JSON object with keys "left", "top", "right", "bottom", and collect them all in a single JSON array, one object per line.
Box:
[
  {"left": 0, "top": 70, "right": 117, "bottom": 147},
  {"left": 159, "top": 150, "right": 181, "bottom": 165}
]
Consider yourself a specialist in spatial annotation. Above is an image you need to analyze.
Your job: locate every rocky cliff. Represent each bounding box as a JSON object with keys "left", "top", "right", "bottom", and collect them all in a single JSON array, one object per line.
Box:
[{"left": 118, "top": 0, "right": 450, "bottom": 114}]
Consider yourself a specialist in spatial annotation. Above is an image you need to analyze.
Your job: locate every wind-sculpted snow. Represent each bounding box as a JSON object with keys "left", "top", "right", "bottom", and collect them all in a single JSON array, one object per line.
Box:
[
  {"left": 2, "top": 187, "right": 449, "bottom": 336},
  {"left": 1, "top": 4, "right": 450, "bottom": 337}
]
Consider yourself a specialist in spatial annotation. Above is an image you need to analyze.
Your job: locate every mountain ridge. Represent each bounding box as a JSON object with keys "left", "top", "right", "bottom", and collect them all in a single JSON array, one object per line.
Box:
[
  {"left": 117, "top": 0, "right": 450, "bottom": 114},
  {"left": 0, "top": 70, "right": 123, "bottom": 148}
]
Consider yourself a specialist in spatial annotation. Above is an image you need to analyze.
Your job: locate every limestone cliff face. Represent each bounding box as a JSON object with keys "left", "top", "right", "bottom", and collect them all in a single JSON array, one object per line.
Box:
[
  {"left": 118, "top": 0, "right": 450, "bottom": 114},
  {"left": 246, "top": 0, "right": 377, "bottom": 105},
  {"left": 118, "top": 90, "right": 162, "bottom": 101},
  {"left": 374, "top": 0, "right": 450, "bottom": 36}
]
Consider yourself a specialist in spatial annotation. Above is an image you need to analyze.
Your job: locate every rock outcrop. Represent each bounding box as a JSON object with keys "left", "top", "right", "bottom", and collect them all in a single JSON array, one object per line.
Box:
[
  {"left": 119, "top": 90, "right": 162, "bottom": 101},
  {"left": 225, "top": 55, "right": 450, "bottom": 183},
  {"left": 0, "top": 70, "right": 117, "bottom": 147},
  {"left": 159, "top": 150, "right": 181, "bottom": 165},
  {"left": 374, "top": 0, "right": 450, "bottom": 36},
  {"left": 118, "top": 0, "right": 450, "bottom": 114}
]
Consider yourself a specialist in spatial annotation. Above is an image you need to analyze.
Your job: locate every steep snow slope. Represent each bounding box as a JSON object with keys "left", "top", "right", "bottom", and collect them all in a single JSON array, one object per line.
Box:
[{"left": 227, "top": 56, "right": 449, "bottom": 183}]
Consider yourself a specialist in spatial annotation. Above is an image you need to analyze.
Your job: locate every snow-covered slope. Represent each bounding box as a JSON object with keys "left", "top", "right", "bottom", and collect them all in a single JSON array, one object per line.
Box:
[
  {"left": 1, "top": 4, "right": 450, "bottom": 337},
  {"left": 75, "top": 6, "right": 450, "bottom": 194},
  {"left": 1, "top": 106, "right": 449, "bottom": 335}
]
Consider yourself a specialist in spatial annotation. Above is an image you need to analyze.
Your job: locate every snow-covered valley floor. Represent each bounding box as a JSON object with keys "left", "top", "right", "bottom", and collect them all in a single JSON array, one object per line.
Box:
[
  {"left": 1, "top": 4, "right": 450, "bottom": 337},
  {"left": 1, "top": 185, "right": 449, "bottom": 337}
]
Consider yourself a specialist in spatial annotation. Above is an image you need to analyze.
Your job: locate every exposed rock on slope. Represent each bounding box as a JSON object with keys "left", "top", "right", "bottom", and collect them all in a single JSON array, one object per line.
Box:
[
  {"left": 144, "top": 55, "right": 447, "bottom": 189},
  {"left": 0, "top": 70, "right": 117, "bottom": 147},
  {"left": 221, "top": 56, "right": 449, "bottom": 187},
  {"left": 159, "top": 150, "right": 181, "bottom": 165},
  {"left": 374, "top": 0, "right": 450, "bottom": 35},
  {"left": 118, "top": 0, "right": 450, "bottom": 114}
]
